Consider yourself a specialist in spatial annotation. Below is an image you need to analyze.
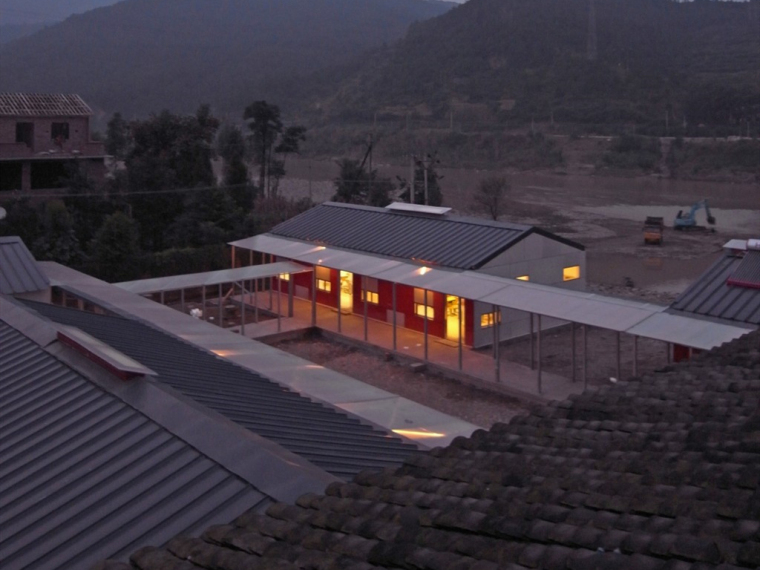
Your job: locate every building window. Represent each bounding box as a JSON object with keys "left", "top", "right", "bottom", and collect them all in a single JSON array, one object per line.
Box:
[
  {"left": 413, "top": 288, "right": 434, "bottom": 320},
  {"left": 360, "top": 277, "right": 379, "bottom": 304},
  {"left": 15, "top": 122, "right": 33, "bottom": 147},
  {"left": 516, "top": 275, "right": 529, "bottom": 281},
  {"left": 279, "top": 273, "right": 290, "bottom": 281},
  {"left": 480, "top": 311, "right": 501, "bottom": 328},
  {"left": 51, "top": 122, "right": 69, "bottom": 141},
  {"left": 563, "top": 266, "right": 581, "bottom": 281},
  {"left": 316, "top": 266, "right": 331, "bottom": 292}
]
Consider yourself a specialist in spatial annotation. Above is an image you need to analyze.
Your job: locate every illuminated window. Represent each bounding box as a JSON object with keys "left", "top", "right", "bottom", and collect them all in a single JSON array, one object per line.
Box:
[
  {"left": 317, "top": 279, "right": 331, "bottom": 292},
  {"left": 413, "top": 288, "right": 435, "bottom": 320},
  {"left": 516, "top": 275, "right": 529, "bottom": 281},
  {"left": 361, "top": 277, "right": 379, "bottom": 304},
  {"left": 279, "top": 273, "right": 290, "bottom": 281},
  {"left": 480, "top": 311, "right": 501, "bottom": 328},
  {"left": 563, "top": 266, "right": 581, "bottom": 281}
]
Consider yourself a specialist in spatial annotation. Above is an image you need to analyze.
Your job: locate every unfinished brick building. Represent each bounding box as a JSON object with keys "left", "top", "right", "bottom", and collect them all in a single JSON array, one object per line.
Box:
[{"left": 0, "top": 93, "right": 107, "bottom": 192}]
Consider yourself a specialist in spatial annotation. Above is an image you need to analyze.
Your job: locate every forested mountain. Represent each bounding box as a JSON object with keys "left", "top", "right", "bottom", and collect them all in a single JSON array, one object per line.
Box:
[
  {"left": 315, "top": 0, "right": 760, "bottom": 133},
  {"left": 0, "top": 0, "right": 454, "bottom": 117},
  {"left": 0, "top": 0, "right": 120, "bottom": 24}
]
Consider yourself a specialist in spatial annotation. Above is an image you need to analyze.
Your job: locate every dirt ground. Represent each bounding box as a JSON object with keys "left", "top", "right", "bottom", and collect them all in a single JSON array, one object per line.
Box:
[{"left": 271, "top": 336, "right": 528, "bottom": 428}]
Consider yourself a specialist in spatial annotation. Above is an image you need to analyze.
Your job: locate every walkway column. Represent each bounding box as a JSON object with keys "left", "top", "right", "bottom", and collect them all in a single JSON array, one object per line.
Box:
[
  {"left": 571, "top": 322, "right": 576, "bottom": 383},
  {"left": 241, "top": 282, "right": 246, "bottom": 336},
  {"left": 423, "top": 289, "right": 429, "bottom": 361},
  {"left": 160, "top": 291, "right": 165, "bottom": 306},
  {"left": 537, "top": 314, "right": 543, "bottom": 395},
  {"left": 311, "top": 269, "right": 317, "bottom": 327},
  {"left": 202, "top": 286, "right": 206, "bottom": 321},
  {"left": 288, "top": 274, "right": 294, "bottom": 318},
  {"left": 583, "top": 325, "right": 588, "bottom": 389},
  {"left": 268, "top": 255, "right": 273, "bottom": 310},
  {"left": 363, "top": 276, "right": 368, "bottom": 342},
  {"left": 231, "top": 245, "right": 236, "bottom": 269},
  {"left": 254, "top": 279, "right": 259, "bottom": 323},
  {"left": 493, "top": 305, "right": 500, "bottom": 383},
  {"left": 666, "top": 342, "right": 671, "bottom": 363},
  {"left": 249, "top": 250, "right": 253, "bottom": 266},
  {"left": 458, "top": 297, "right": 463, "bottom": 371},
  {"left": 392, "top": 282, "right": 397, "bottom": 351},
  {"left": 616, "top": 332, "right": 621, "bottom": 380},
  {"left": 530, "top": 313, "right": 535, "bottom": 370},
  {"left": 180, "top": 289, "right": 185, "bottom": 313},
  {"left": 218, "top": 284, "right": 223, "bottom": 327},
  {"left": 633, "top": 335, "right": 638, "bottom": 376},
  {"left": 277, "top": 275, "right": 282, "bottom": 332}
]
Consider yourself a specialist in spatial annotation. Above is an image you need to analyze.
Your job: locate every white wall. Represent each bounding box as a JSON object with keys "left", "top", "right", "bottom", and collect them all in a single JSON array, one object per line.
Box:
[{"left": 471, "top": 233, "right": 585, "bottom": 348}]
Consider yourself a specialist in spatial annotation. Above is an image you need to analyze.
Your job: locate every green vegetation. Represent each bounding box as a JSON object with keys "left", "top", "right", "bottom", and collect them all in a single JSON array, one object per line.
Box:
[{"left": 599, "top": 135, "right": 662, "bottom": 173}]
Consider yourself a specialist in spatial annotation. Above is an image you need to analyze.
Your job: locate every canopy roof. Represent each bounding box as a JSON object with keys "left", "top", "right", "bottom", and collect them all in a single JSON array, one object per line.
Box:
[
  {"left": 115, "top": 261, "right": 310, "bottom": 295},
  {"left": 230, "top": 234, "right": 755, "bottom": 350}
]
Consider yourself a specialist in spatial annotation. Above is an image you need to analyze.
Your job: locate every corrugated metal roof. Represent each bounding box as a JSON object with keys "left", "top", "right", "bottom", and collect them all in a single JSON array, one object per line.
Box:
[
  {"left": 0, "top": 236, "right": 50, "bottom": 295},
  {"left": 0, "top": 320, "right": 269, "bottom": 570},
  {"left": 115, "top": 261, "right": 311, "bottom": 295},
  {"left": 268, "top": 202, "right": 583, "bottom": 270},
  {"left": 0, "top": 93, "right": 93, "bottom": 117},
  {"left": 25, "top": 302, "right": 420, "bottom": 481},
  {"left": 671, "top": 252, "right": 760, "bottom": 325},
  {"left": 726, "top": 250, "right": 760, "bottom": 288}
]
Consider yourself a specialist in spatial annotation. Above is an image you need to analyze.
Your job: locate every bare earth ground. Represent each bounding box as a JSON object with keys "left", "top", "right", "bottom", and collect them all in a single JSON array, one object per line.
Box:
[
  {"left": 267, "top": 158, "right": 759, "bottom": 428},
  {"left": 271, "top": 336, "right": 527, "bottom": 428}
]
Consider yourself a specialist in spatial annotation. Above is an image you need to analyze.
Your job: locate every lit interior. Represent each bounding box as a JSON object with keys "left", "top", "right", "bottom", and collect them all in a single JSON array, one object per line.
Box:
[
  {"left": 392, "top": 428, "right": 446, "bottom": 439},
  {"left": 517, "top": 275, "right": 529, "bottom": 281},
  {"left": 563, "top": 266, "right": 581, "bottom": 281}
]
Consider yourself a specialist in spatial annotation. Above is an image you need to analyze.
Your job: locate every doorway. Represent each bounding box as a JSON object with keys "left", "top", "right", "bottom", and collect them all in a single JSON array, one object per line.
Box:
[
  {"left": 445, "top": 295, "right": 464, "bottom": 341},
  {"left": 339, "top": 271, "right": 353, "bottom": 311}
]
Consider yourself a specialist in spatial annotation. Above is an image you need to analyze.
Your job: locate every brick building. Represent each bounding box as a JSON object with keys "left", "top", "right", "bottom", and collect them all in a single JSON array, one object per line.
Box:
[{"left": 0, "top": 93, "right": 107, "bottom": 192}]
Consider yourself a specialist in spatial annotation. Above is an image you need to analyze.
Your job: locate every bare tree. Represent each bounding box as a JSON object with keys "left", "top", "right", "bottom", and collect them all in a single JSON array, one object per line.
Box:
[{"left": 474, "top": 176, "right": 510, "bottom": 220}]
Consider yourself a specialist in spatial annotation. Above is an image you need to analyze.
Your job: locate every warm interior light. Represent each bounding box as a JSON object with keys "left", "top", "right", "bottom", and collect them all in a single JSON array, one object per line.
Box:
[
  {"left": 211, "top": 349, "right": 237, "bottom": 357},
  {"left": 392, "top": 428, "right": 446, "bottom": 439},
  {"left": 419, "top": 267, "right": 431, "bottom": 275}
]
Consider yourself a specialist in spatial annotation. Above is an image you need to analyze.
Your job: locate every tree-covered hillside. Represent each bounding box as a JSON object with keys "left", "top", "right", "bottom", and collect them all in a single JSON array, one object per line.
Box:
[
  {"left": 316, "top": 0, "right": 760, "bottom": 134},
  {"left": 0, "top": 0, "right": 454, "bottom": 117}
]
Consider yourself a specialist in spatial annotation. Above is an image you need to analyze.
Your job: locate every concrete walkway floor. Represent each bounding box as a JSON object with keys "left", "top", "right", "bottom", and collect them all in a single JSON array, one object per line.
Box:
[{"left": 227, "top": 292, "right": 584, "bottom": 404}]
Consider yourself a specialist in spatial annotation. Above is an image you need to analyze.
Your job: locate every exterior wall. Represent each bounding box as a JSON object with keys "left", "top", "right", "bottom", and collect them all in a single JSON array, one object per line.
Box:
[
  {"left": 0, "top": 115, "right": 103, "bottom": 158},
  {"left": 472, "top": 233, "right": 586, "bottom": 347},
  {"left": 15, "top": 288, "right": 52, "bottom": 304}
]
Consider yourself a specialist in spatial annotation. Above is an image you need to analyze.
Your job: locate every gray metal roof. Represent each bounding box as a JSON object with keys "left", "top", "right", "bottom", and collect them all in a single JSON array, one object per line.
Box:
[
  {"left": 670, "top": 252, "right": 760, "bottom": 326},
  {"left": 25, "top": 302, "right": 420, "bottom": 481},
  {"left": 0, "top": 318, "right": 269, "bottom": 570},
  {"left": 115, "top": 261, "right": 311, "bottom": 295},
  {"left": 268, "top": 202, "right": 583, "bottom": 270},
  {"left": 0, "top": 93, "right": 93, "bottom": 117},
  {"left": 727, "top": 250, "right": 760, "bottom": 288},
  {"left": 0, "top": 236, "right": 49, "bottom": 295}
]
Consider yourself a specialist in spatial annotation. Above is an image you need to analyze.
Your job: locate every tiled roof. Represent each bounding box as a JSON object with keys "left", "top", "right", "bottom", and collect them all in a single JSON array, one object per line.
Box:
[
  {"left": 670, "top": 251, "right": 760, "bottom": 325},
  {"left": 106, "top": 330, "right": 760, "bottom": 570},
  {"left": 0, "top": 236, "right": 50, "bottom": 295},
  {"left": 0, "top": 93, "right": 93, "bottom": 117},
  {"left": 0, "top": 318, "right": 269, "bottom": 570},
  {"left": 269, "top": 202, "right": 583, "bottom": 270},
  {"left": 25, "top": 302, "right": 420, "bottom": 481}
]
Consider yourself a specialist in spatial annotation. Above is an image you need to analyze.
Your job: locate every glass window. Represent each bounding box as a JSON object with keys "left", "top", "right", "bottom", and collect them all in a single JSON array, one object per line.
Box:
[
  {"left": 316, "top": 266, "right": 330, "bottom": 280},
  {"left": 361, "top": 277, "right": 379, "bottom": 304},
  {"left": 317, "top": 279, "right": 331, "bottom": 292},
  {"left": 413, "top": 288, "right": 434, "bottom": 320},
  {"left": 279, "top": 273, "right": 290, "bottom": 281},
  {"left": 480, "top": 312, "right": 501, "bottom": 328},
  {"left": 563, "top": 266, "right": 581, "bottom": 281}
]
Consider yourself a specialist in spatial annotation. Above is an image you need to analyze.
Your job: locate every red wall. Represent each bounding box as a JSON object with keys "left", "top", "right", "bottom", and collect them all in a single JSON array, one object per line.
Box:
[{"left": 265, "top": 256, "right": 472, "bottom": 343}]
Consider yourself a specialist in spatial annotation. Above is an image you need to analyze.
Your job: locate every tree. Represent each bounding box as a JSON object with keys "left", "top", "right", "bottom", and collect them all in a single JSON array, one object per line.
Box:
[
  {"left": 89, "top": 211, "right": 141, "bottom": 282},
  {"left": 31, "top": 200, "right": 83, "bottom": 265},
  {"left": 217, "top": 123, "right": 253, "bottom": 207},
  {"left": 125, "top": 105, "right": 219, "bottom": 251},
  {"left": 474, "top": 176, "right": 510, "bottom": 221},
  {"left": 243, "top": 101, "right": 306, "bottom": 198},
  {"left": 332, "top": 158, "right": 393, "bottom": 207},
  {"left": 105, "top": 112, "right": 130, "bottom": 159}
]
